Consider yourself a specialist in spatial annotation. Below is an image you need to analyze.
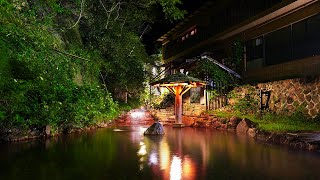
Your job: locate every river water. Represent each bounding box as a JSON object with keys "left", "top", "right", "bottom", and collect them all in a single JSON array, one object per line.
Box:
[{"left": 1, "top": 126, "right": 320, "bottom": 179}]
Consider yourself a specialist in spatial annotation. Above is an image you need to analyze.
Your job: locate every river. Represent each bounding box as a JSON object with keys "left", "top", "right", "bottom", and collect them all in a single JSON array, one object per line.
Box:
[{"left": 1, "top": 126, "right": 320, "bottom": 179}]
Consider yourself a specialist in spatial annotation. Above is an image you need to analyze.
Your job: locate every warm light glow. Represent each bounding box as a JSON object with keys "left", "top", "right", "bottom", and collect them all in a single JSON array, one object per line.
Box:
[
  {"left": 138, "top": 127, "right": 147, "bottom": 135},
  {"left": 149, "top": 152, "right": 158, "bottom": 165},
  {"left": 131, "top": 111, "right": 145, "bottom": 119},
  {"left": 157, "top": 82, "right": 205, "bottom": 88},
  {"left": 183, "top": 156, "right": 196, "bottom": 180},
  {"left": 170, "top": 156, "right": 182, "bottom": 180},
  {"left": 159, "top": 83, "right": 189, "bottom": 87},
  {"left": 138, "top": 142, "right": 147, "bottom": 156},
  {"left": 160, "top": 141, "right": 170, "bottom": 170}
]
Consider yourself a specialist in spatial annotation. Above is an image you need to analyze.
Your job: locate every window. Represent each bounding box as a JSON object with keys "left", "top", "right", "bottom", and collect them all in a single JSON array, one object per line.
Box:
[
  {"left": 293, "top": 13, "right": 320, "bottom": 59},
  {"left": 179, "top": 27, "right": 198, "bottom": 43},
  {"left": 265, "top": 26, "right": 292, "bottom": 65},
  {"left": 190, "top": 28, "right": 197, "bottom": 36},
  {"left": 246, "top": 36, "right": 263, "bottom": 62},
  {"left": 245, "top": 13, "right": 320, "bottom": 69}
]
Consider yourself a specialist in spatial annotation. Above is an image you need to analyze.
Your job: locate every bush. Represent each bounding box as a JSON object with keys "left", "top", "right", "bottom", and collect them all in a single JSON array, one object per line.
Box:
[{"left": 234, "top": 87, "right": 259, "bottom": 114}]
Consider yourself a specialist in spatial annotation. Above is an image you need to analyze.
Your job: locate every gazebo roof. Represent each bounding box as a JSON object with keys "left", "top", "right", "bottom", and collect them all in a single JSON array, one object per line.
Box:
[{"left": 151, "top": 73, "right": 206, "bottom": 87}]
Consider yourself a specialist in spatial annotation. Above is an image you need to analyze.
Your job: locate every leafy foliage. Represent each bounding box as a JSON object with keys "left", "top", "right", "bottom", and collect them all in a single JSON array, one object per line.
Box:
[
  {"left": 211, "top": 108, "right": 320, "bottom": 132},
  {"left": 0, "top": 0, "right": 185, "bottom": 129},
  {"left": 189, "top": 60, "right": 239, "bottom": 94},
  {"left": 234, "top": 91, "right": 259, "bottom": 114}
]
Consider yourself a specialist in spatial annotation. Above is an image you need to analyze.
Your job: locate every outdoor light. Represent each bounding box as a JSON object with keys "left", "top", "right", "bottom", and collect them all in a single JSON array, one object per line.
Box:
[{"left": 131, "top": 109, "right": 145, "bottom": 119}]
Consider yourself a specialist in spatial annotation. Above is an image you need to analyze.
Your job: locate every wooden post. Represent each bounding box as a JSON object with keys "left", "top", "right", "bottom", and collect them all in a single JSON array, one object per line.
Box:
[
  {"left": 173, "top": 86, "right": 185, "bottom": 127},
  {"left": 200, "top": 87, "right": 206, "bottom": 105}
]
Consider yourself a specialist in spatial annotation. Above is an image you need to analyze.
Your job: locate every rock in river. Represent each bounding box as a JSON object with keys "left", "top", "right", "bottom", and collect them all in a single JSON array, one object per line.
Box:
[{"left": 144, "top": 121, "right": 165, "bottom": 135}]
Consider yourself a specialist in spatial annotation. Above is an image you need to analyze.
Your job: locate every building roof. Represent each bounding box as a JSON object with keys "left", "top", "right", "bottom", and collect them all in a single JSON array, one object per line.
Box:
[
  {"left": 157, "top": 1, "right": 214, "bottom": 43},
  {"left": 150, "top": 73, "right": 206, "bottom": 87},
  {"left": 160, "top": 0, "right": 319, "bottom": 63}
]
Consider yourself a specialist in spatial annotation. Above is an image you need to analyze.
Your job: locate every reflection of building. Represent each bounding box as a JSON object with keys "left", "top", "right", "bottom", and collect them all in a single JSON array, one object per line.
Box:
[{"left": 157, "top": 0, "right": 320, "bottom": 116}]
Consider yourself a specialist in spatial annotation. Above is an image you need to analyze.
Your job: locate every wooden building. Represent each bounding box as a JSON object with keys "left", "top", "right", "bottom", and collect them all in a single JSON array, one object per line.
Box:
[{"left": 158, "top": 0, "right": 320, "bottom": 82}]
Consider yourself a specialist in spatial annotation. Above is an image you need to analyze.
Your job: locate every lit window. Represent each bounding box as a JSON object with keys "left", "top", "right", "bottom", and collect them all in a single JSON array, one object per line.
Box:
[
  {"left": 182, "top": 37, "right": 185, "bottom": 41},
  {"left": 191, "top": 30, "right": 195, "bottom": 35},
  {"left": 255, "top": 38, "right": 262, "bottom": 46},
  {"left": 186, "top": 34, "right": 189, "bottom": 38}
]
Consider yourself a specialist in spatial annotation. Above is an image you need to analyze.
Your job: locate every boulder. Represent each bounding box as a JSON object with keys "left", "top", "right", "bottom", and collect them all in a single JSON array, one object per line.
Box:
[
  {"left": 45, "top": 125, "right": 51, "bottom": 136},
  {"left": 220, "top": 124, "right": 228, "bottom": 130},
  {"left": 182, "top": 116, "right": 195, "bottom": 127},
  {"left": 248, "top": 128, "right": 257, "bottom": 138},
  {"left": 144, "top": 121, "right": 165, "bottom": 135},
  {"left": 229, "top": 116, "right": 242, "bottom": 126},
  {"left": 218, "top": 118, "right": 228, "bottom": 124},
  {"left": 196, "top": 120, "right": 206, "bottom": 128},
  {"left": 236, "top": 118, "right": 255, "bottom": 134},
  {"left": 212, "top": 121, "right": 222, "bottom": 128}
]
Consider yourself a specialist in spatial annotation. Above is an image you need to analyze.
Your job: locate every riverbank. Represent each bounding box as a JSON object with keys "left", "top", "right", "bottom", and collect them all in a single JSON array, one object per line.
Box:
[
  {"left": 152, "top": 106, "right": 320, "bottom": 151},
  {"left": 0, "top": 123, "right": 108, "bottom": 143},
  {"left": 181, "top": 114, "right": 320, "bottom": 151},
  {"left": 2, "top": 108, "right": 320, "bottom": 153},
  {"left": 0, "top": 109, "right": 155, "bottom": 143}
]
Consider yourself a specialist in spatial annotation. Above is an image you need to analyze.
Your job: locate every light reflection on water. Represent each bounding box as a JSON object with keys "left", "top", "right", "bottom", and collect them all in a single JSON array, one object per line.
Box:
[
  {"left": 170, "top": 156, "right": 182, "bottom": 180},
  {"left": 1, "top": 127, "right": 320, "bottom": 179},
  {"left": 139, "top": 128, "right": 197, "bottom": 180},
  {"left": 134, "top": 127, "right": 320, "bottom": 179}
]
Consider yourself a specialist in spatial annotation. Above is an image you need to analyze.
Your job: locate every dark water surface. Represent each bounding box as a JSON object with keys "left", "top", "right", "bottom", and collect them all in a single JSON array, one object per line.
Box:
[{"left": 1, "top": 126, "right": 320, "bottom": 180}]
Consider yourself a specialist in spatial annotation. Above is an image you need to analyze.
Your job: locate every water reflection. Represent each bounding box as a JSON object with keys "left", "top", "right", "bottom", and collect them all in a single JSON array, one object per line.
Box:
[
  {"left": 170, "top": 156, "right": 182, "bottom": 180},
  {"left": 134, "top": 127, "right": 320, "bottom": 179},
  {"left": 140, "top": 134, "right": 196, "bottom": 180},
  {"left": 138, "top": 142, "right": 147, "bottom": 156},
  {"left": 1, "top": 127, "right": 320, "bottom": 179}
]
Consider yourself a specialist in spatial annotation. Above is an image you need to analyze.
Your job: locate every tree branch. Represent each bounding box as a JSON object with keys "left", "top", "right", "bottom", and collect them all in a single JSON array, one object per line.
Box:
[
  {"left": 120, "top": 16, "right": 127, "bottom": 35},
  {"left": 114, "top": 1, "right": 121, "bottom": 21},
  {"left": 69, "top": 0, "right": 85, "bottom": 29},
  {"left": 52, "top": 49, "right": 91, "bottom": 62},
  {"left": 99, "top": 1, "right": 123, "bottom": 29},
  {"left": 129, "top": 24, "right": 150, "bottom": 56},
  {"left": 100, "top": 71, "right": 109, "bottom": 92}
]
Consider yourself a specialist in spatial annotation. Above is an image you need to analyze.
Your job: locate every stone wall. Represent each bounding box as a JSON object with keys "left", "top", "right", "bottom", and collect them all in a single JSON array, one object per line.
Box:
[{"left": 231, "top": 76, "right": 320, "bottom": 118}]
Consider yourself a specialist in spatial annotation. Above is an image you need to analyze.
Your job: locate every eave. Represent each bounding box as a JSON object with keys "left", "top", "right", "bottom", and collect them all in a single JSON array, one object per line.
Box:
[{"left": 162, "top": 0, "right": 319, "bottom": 64}]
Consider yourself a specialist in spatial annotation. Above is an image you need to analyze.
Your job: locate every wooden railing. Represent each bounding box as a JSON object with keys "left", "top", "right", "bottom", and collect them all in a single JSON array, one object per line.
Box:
[{"left": 208, "top": 95, "right": 228, "bottom": 110}]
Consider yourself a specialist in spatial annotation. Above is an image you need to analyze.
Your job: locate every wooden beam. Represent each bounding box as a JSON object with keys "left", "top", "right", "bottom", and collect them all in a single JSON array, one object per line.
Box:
[
  {"left": 180, "top": 87, "right": 192, "bottom": 96},
  {"left": 166, "top": 86, "right": 176, "bottom": 95}
]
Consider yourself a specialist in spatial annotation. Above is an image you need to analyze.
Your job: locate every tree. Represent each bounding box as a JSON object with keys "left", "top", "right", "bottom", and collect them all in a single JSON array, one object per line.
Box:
[
  {"left": 66, "top": 0, "right": 186, "bottom": 102},
  {"left": 0, "top": 0, "right": 186, "bottom": 128}
]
